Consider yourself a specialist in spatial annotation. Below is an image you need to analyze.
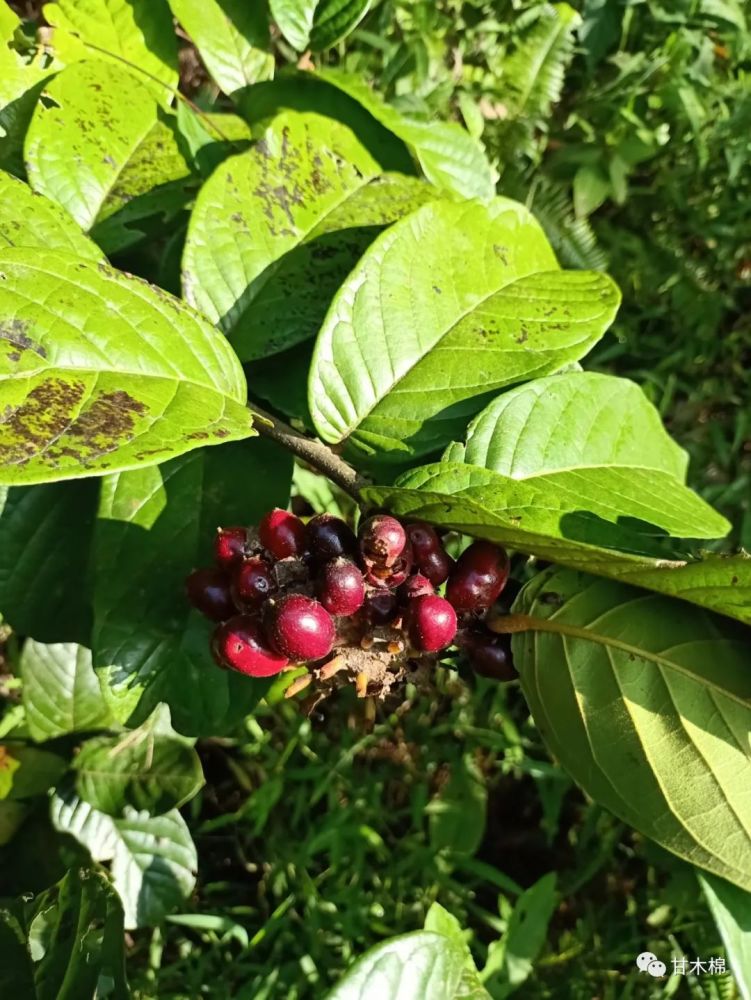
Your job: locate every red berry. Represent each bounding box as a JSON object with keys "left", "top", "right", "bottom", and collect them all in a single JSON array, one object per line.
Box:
[
  {"left": 405, "top": 595, "right": 457, "bottom": 653},
  {"left": 211, "top": 615, "right": 288, "bottom": 677},
  {"left": 446, "top": 541, "right": 510, "bottom": 613},
  {"left": 362, "top": 591, "right": 399, "bottom": 625},
  {"left": 231, "top": 557, "right": 276, "bottom": 609},
  {"left": 316, "top": 558, "right": 365, "bottom": 616},
  {"left": 359, "top": 514, "right": 407, "bottom": 568},
  {"left": 186, "top": 568, "right": 236, "bottom": 621},
  {"left": 306, "top": 513, "right": 357, "bottom": 563},
  {"left": 259, "top": 508, "right": 306, "bottom": 559},
  {"left": 460, "top": 629, "right": 517, "bottom": 681},
  {"left": 266, "top": 594, "right": 335, "bottom": 662},
  {"left": 214, "top": 526, "right": 247, "bottom": 569},
  {"left": 399, "top": 573, "right": 434, "bottom": 602}
]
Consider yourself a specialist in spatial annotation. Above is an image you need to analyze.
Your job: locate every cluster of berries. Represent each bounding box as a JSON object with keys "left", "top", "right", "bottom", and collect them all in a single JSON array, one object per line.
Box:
[{"left": 186, "top": 508, "right": 516, "bottom": 695}]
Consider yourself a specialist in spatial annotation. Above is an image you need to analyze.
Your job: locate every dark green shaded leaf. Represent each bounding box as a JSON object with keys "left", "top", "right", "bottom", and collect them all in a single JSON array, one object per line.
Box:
[
  {"left": 699, "top": 872, "right": 751, "bottom": 999},
  {"left": 0, "top": 481, "right": 98, "bottom": 643},
  {"left": 92, "top": 438, "right": 292, "bottom": 736}
]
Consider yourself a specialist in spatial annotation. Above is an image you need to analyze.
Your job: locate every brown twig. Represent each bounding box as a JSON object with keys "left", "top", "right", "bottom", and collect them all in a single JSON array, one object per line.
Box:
[{"left": 251, "top": 405, "right": 367, "bottom": 503}]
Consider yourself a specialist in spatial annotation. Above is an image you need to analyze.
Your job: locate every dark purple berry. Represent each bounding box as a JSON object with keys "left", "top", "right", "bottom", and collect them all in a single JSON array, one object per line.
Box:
[
  {"left": 306, "top": 513, "right": 357, "bottom": 563},
  {"left": 186, "top": 568, "right": 236, "bottom": 621},
  {"left": 259, "top": 508, "right": 307, "bottom": 559},
  {"left": 362, "top": 591, "right": 399, "bottom": 625},
  {"left": 405, "top": 595, "right": 457, "bottom": 653},
  {"left": 317, "top": 558, "right": 365, "bottom": 616},
  {"left": 359, "top": 514, "right": 407, "bottom": 568},
  {"left": 460, "top": 629, "right": 517, "bottom": 681},
  {"left": 211, "top": 615, "right": 288, "bottom": 677},
  {"left": 399, "top": 573, "right": 434, "bottom": 602},
  {"left": 266, "top": 594, "right": 335, "bottom": 662},
  {"left": 214, "top": 526, "right": 247, "bottom": 569},
  {"left": 446, "top": 541, "right": 510, "bottom": 613},
  {"left": 418, "top": 548, "right": 454, "bottom": 586},
  {"left": 232, "top": 557, "right": 276, "bottom": 609}
]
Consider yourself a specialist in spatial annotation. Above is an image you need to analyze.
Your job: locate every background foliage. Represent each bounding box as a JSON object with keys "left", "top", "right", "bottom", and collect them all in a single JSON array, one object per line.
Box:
[{"left": 0, "top": 0, "right": 749, "bottom": 997}]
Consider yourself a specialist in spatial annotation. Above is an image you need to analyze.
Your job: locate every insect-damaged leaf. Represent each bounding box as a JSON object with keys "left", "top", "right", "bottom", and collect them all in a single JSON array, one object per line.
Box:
[{"left": 0, "top": 248, "right": 252, "bottom": 485}]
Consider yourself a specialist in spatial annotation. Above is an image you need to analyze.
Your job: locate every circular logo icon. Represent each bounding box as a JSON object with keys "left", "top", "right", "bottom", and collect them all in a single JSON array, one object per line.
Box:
[
  {"left": 647, "top": 960, "right": 667, "bottom": 978},
  {"left": 636, "top": 952, "right": 658, "bottom": 972}
]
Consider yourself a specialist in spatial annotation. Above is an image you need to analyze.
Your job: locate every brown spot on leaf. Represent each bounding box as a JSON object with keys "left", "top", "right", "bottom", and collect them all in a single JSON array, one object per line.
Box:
[
  {"left": 62, "top": 390, "right": 148, "bottom": 462},
  {"left": 0, "top": 377, "right": 86, "bottom": 464},
  {"left": 0, "top": 318, "right": 47, "bottom": 359}
]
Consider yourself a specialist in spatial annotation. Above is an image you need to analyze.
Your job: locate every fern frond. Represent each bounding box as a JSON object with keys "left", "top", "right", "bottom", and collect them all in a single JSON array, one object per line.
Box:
[{"left": 502, "top": 3, "right": 581, "bottom": 123}]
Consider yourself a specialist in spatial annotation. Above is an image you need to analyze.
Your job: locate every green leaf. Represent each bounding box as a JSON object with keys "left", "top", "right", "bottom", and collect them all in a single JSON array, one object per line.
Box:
[
  {"left": 0, "top": 481, "right": 99, "bottom": 643},
  {"left": 25, "top": 60, "right": 192, "bottom": 236},
  {"left": 21, "top": 642, "right": 114, "bottom": 741},
  {"left": 0, "top": 18, "right": 52, "bottom": 175},
  {"left": 183, "top": 111, "right": 436, "bottom": 360},
  {"left": 51, "top": 786, "right": 197, "bottom": 929},
  {"left": 699, "top": 872, "right": 751, "bottom": 999},
  {"left": 310, "top": 198, "right": 621, "bottom": 461},
  {"left": 0, "top": 900, "right": 36, "bottom": 998},
  {"left": 424, "top": 904, "right": 491, "bottom": 999},
  {"left": 92, "top": 438, "right": 292, "bottom": 736},
  {"left": 237, "top": 72, "right": 414, "bottom": 174},
  {"left": 0, "top": 248, "right": 252, "bottom": 485},
  {"left": 316, "top": 69, "right": 495, "bottom": 200},
  {"left": 271, "top": 0, "right": 372, "bottom": 51},
  {"left": 428, "top": 753, "right": 487, "bottom": 857},
  {"left": 0, "top": 746, "right": 66, "bottom": 800},
  {"left": 325, "top": 931, "right": 469, "bottom": 1000},
  {"left": 484, "top": 873, "right": 557, "bottom": 994},
  {"left": 514, "top": 567, "right": 751, "bottom": 890},
  {"left": 0, "top": 171, "right": 102, "bottom": 259},
  {"left": 43, "top": 0, "right": 178, "bottom": 106},
  {"left": 73, "top": 709, "right": 204, "bottom": 815},
  {"left": 460, "top": 371, "right": 688, "bottom": 482},
  {"left": 175, "top": 105, "right": 252, "bottom": 178},
  {"left": 25, "top": 866, "right": 128, "bottom": 1000},
  {"left": 167, "top": 0, "right": 274, "bottom": 96}
]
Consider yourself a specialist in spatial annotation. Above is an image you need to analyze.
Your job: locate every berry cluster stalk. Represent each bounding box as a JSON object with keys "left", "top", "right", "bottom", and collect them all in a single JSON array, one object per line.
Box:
[{"left": 251, "top": 405, "right": 367, "bottom": 502}]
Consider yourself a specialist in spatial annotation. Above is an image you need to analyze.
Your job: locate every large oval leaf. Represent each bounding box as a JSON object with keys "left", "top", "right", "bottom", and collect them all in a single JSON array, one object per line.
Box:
[
  {"left": 460, "top": 371, "right": 688, "bottom": 481},
  {"left": 0, "top": 171, "right": 102, "bottom": 260},
  {"left": 326, "top": 931, "right": 468, "bottom": 1000},
  {"left": 25, "top": 60, "right": 192, "bottom": 237},
  {"left": 50, "top": 786, "right": 197, "bottom": 929},
  {"left": 310, "top": 198, "right": 621, "bottom": 461},
  {"left": 20, "top": 642, "right": 113, "bottom": 741},
  {"left": 271, "top": 0, "right": 372, "bottom": 51},
  {"left": 44, "top": 0, "right": 178, "bottom": 106},
  {"left": 0, "top": 248, "right": 251, "bottom": 485},
  {"left": 513, "top": 567, "right": 751, "bottom": 890},
  {"left": 92, "top": 438, "right": 292, "bottom": 736},
  {"left": 183, "top": 111, "right": 435, "bottom": 360},
  {"left": 167, "top": 0, "right": 273, "bottom": 96}
]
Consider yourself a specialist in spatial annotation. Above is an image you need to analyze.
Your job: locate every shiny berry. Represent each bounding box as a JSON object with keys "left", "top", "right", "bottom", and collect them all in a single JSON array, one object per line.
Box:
[
  {"left": 359, "top": 514, "right": 407, "bottom": 568},
  {"left": 405, "top": 595, "right": 457, "bottom": 653},
  {"left": 259, "top": 508, "right": 306, "bottom": 559},
  {"left": 186, "top": 568, "right": 236, "bottom": 621},
  {"left": 231, "top": 557, "right": 276, "bottom": 609},
  {"left": 461, "top": 629, "right": 517, "bottom": 681},
  {"left": 214, "top": 526, "right": 247, "bottom": 569},
  {"left": 399, "top": 573, "right": 434, "bottom": 602},
  {"left": 317, "top": 558, "right": 365, "bottom": 616},
  {"left": 446, "top": 541, "right": 510, "bottom": 613},
  {"left": 306, "top": 513, "right": 357, "bottom": 563},
  {"left": 362, "top": 591, "right": 399, "bottom": 625},
  {"left": 418, "top": 548, "right": 454, "bottom": 586},
  {"left": 211, "top": 615, "right": 288, "bottom": 677},
  {"left": 266, "top": 595, "right": 335, "bottom": 662}
]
